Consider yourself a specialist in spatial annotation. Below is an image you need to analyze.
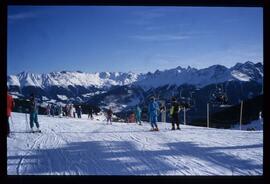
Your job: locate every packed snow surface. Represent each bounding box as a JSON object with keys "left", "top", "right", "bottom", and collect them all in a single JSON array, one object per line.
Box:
[
  {"left": 231, "top": 119, "right": 263, "bottom": 131},
  {"left": 8, "top": 112, "right": 263, "bottom": 175}
]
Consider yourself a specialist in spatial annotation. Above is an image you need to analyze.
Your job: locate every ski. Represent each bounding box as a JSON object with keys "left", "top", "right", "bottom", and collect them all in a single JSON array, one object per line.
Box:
[
  {"left": 30, "top": 130, "right": 42, "bottom": 133},
  {"left": 149, "top": 128, "right": 159, "bottom": 131}
]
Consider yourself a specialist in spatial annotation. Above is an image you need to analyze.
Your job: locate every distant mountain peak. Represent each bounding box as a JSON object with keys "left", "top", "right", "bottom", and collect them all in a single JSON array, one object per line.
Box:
[{"left": 244, "top": 61, "right": 255, "bottom": 65}]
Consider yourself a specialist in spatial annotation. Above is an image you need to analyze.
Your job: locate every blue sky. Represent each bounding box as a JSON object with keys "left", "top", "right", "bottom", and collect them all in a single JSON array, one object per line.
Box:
[{"left": 8, "top": 6, "right": 263, "bottom": 75}]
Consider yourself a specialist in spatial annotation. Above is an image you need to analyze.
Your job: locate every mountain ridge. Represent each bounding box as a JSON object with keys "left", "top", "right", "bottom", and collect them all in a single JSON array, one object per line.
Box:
[{"left": 8, "top": 61, "right": 263, "bottom": 90}]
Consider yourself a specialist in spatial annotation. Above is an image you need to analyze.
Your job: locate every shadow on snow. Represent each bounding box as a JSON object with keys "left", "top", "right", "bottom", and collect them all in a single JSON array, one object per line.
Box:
[{"left": 8, "top": 140, "right": 262, "bottom": 175}]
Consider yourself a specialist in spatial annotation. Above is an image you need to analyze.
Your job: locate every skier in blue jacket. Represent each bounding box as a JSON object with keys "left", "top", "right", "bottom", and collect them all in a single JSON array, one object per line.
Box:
[
  {"left": 29, "top": 93, "right": 40, "bottom": 132},
  {"left": 148, "top": 97, "right": 159, "bottom": 131}
]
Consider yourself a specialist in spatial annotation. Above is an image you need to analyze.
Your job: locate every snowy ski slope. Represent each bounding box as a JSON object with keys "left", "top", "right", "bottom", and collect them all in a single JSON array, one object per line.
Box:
[{"left": 7, "top": 112, "right": 263, "bottom": 175}]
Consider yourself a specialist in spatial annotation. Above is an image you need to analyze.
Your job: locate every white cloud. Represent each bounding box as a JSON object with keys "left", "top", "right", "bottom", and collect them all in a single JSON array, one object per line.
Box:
[
  {"left": 131, "top": 34, "right": 190, "bottom": 41},
  {"left": 8, "top": 12, "right": 37, "bottom": 21}
]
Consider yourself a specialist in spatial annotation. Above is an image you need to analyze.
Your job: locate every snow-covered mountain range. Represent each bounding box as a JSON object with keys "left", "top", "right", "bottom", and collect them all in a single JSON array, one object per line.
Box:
[
  {"left": 135, "top": 61, "right": 263, "bottom": 89},
  {"left": 8, "top": 61, "right": 263, "bottom": 90},
  {"left": 8, "top": 71, "right": 142, "bottom": 89},
  {"left": 8, "top": 61, "right": 263, "bottom": 123}
]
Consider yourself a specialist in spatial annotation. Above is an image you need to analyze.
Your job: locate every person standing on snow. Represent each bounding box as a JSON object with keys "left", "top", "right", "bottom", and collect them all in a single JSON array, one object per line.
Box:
[
  {"left": 46, "top": 104, "right": 51, "bottom": 116},
  {"left": 29, "top": 93, "right": 40, "bottom": 132},
  {"left": 148, "top": 97, "right": 159, "bottom": 131},
  {"left": 107, "top": 107, "right": 113, "bottom": 124},
  {"left": 7, "top": 91, "right": 15, "bottom": 137},
  {"left": 160, "top": 104, "right": 166, "bottom": 123},
  {"left": 170, "top": 97, "right": 181, "bottom": 130},
  {"left": 51, "top": 104, "right": 55, "bottom": 117},
  {"left": 77, "top": 106, "right": 82, "bottom": 118},
  {"left": 69, "top": 104, "right": 74, "bottom": 118},
  {"left": 88, "top": 107, "right": 93, "bottom": 119},
  {"left": 135, "top": 105, "right": 142, "bottom": 125},
  {"left": 72, "top": 105, "right": 76, "bottom": 118},
  {"left": 259, "top": 111, "right": 263, "bottom": 125},
  {"left": 67, "top": 104, "right": 71, "bottom": 117},
  {"left": 58, "top": 104, "right": 62, "bottom": 118}
]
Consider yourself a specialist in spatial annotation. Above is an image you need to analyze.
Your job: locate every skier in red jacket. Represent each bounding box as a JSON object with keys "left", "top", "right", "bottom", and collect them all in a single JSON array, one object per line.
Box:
[{"left": 7, "top": 92, "right": 15, "bottom": 137}]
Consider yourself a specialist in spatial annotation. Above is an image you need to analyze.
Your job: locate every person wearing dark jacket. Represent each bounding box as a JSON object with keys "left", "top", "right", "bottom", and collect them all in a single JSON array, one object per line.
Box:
[
  {"left": 29, "top": 93, "right": 40, "bottom": 132},
  {"left": 107, "top": 107, "right": 113, "bottom": 124},
  {"left": 7, "top": 92, "right": 15, "bottom": 137},
  {"left": 77, "top": 106, "right": 82, "bottom": 118},
  {"left": 88, "top": 107, "right": 93, "bottom": 119},
  {"left": 170, "top": 97, "right": 181, "bottom": 130}
]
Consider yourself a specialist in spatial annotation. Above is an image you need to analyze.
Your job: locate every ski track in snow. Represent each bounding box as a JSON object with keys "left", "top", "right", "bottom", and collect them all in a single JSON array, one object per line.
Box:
[{"left": 8, "top": 112, "right": 263, "bottom": 175}]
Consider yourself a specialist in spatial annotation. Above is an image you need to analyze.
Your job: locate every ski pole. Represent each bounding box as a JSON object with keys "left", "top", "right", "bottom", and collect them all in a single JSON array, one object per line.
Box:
[
  {"left": 25, "top": 112, "right": 29, "bottom": 132},
  {"left": 10, "top": 114, "right": 15, "bottom": 132}
]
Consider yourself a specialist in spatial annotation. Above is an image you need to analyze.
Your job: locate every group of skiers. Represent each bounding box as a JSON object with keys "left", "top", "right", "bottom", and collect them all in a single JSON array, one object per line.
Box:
[
  {"left": 6, "top": 90, "right": 183, "bottom": 137},
  {"left": 145, "top": 96, "right": 182, "bottom": 131},
  {"left": 104, "top": 96, "right": 181, "bottom": 131},
  {"left": 47, "top": 103, "right": 83, "bottom": 118},
  {"left": 7, "top": 91, "right": 41, "bottom": 136},
  {"left": 6, "top": 92, "right": 86, "bottom": 135},
  {"left": 46, "top": 103, "right": 63, "bottom": 117}
]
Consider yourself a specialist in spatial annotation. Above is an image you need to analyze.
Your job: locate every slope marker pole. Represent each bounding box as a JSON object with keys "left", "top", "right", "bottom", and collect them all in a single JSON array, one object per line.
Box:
[
  {"left": 207, "top": 103, "right": 209, "bottom": 128},
  {"left": 240, "top": 101, "right": 243, "bottom": 130},
  {"left": 184, "top": 107, "right": 186, "bottom": 125}
]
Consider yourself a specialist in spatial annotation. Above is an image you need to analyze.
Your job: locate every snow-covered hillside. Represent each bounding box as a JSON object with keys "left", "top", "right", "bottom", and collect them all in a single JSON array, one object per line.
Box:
[{"left": 8, "top": 112, "right": 263, "bottom": 175}]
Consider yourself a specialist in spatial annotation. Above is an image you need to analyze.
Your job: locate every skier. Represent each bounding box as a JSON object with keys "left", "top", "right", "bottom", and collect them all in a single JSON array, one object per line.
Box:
[
  {"left": 107, "top": 107, "right": 113, "bottom": 124},
  {"left": 65, "top": 104, "right": 68, "bottom": 117},
  {"left": 77, "top": 106, "right": 82, "bottom": 118},
  {"left": 160, "top": 105, "right": 166, "bottom": 122},
  {"left": 7, "top": 91, "right": 15, "bottom": 137},
  {"left": 58, "top": 104, "right": 62, "bottom": 118},
  {"left": 29, "top": 93, "right": 41, "bottom": 133},
  {"left": 170, "top": 97, "right": 181, "bottom": 130},
  {"left": 72, "top": 105, "right": 76, "bottom": 118},
  {"left": 88, "top": 107, "right": 93, "bottom": 119},
  {"left": 46, "top": 104, "right": 51, "bottom": 116},
  {"left": 128, "top": 112, "right": 136, "bottom": 123},
  {"left": 259, "top": 111, "right": 263, "bottom": 125},
  {"left": 50, "top": 104, "right": 55, "bottom": 117},
  {"left": 69, "top": 104, "right": 73, "bottom": 118},
  {"left": 148, "top": 97, "right": 159, "bottom": 131},
  {"left": 67, "top": 104, "right": 71, "bottom": 117},
  {"left": 135, "top": 105, "right": 142, "bottom": 125}
]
